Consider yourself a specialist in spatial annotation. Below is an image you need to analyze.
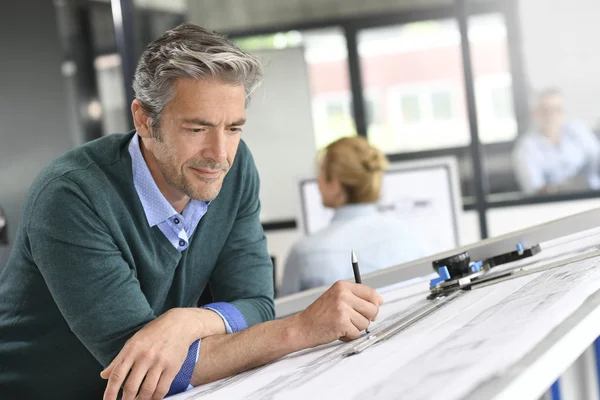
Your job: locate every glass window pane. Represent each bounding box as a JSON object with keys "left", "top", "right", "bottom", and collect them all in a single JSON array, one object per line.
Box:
[
  {"left": 94, "top": 55, "right": 129, "bottom": 136},
  {"left": 236, "top": 28, "right": 355, "bottom": 150},
  {"left": 364, "top": 96, "right": 378, "bottom": 126},
  {"left": 469, "top": 13, "right": 517, "bottom": 145},
  {"left": 358, "top": 19, "right": 470, "bottom": 153},
  {"left": 478, "top": 4, "right": 600, "bottom": 201},
  {"left": 490, "top": 86, "right": 513, "bottom": 120},
  {"left": 431, "top": 91, "right": 453, "bottom": 121},
  {"left": 469, "top": 13, "right": 519, "bottom": 200},
  {"left": 304, "top": 28, "right": 356, "bottom": 149},
  {"left": 400, "top": 95, "right": 421, "bottom": 123}
]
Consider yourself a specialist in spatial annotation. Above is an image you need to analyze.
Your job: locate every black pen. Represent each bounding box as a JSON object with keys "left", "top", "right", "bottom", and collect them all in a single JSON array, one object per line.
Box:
[
  {"left": 351, "top": 250, "right": 370, "bottom": 334},
  {"left": 351, "top": 249, "right": 362, "bottom": 284}
]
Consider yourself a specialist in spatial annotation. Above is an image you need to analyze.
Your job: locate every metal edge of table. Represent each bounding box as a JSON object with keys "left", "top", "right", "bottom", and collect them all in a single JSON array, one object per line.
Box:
[{"left": 465, "top": 287, "right": 600, "bottom": 400}]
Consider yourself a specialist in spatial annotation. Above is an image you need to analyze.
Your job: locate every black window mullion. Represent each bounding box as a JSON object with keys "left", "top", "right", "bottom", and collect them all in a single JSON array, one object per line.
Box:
[
  {"left": 456, "top": 0, "right": 489, "bottom": 239},
  {"left": 344, "top": 26, "right": 368, "bottom": 138}
]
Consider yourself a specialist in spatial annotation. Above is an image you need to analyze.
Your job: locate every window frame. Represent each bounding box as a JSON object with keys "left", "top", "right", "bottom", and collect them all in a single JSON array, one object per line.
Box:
[{"left": 220, "top": 0, "right": 538, "bottom": 238}]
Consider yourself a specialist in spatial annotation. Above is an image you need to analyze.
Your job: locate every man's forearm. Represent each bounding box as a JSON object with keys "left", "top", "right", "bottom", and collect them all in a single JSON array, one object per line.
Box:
[
  {"left": 101, "top": 307, "right": 229, "bottom": 400},
  {"left": 190, "top": 314, "right": 306, "bottom": 385},
  {"left": 189, "top": 281, "right": 383, "bottom": 387}
]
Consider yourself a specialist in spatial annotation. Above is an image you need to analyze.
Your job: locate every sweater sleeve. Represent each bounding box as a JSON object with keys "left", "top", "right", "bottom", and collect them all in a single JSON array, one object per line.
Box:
[
  {"left": 26, "top": 176, "right": 157, "bottom": 368},
  {"left": 207, "top": 149, "right": 275, "bottom": 327}
]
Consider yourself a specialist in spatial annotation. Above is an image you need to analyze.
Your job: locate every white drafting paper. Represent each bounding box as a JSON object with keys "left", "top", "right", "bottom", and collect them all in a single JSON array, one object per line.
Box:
[{"left": 170, "top": 230, "right": 600, "bottom": 400}]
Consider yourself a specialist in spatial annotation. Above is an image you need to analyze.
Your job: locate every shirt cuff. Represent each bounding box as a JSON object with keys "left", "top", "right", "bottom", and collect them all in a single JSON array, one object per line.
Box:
[
  {"left": 185, "top": 341, "right": 201, "bottom": 390},
  {"left": 166, "top": 339, "right": 200, "bottom": 396},
  {"left": 202, "top": 302, "right": 248, "bottom": 333}
]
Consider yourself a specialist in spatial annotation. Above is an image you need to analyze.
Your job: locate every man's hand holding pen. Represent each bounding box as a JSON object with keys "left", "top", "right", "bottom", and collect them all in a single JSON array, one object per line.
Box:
[{"left": 292, "top": 280, "right": 383, "bottom": 347}]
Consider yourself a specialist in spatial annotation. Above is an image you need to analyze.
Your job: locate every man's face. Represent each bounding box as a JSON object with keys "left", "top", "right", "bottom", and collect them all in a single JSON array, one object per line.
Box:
[
  {"left": 145, "top": 78, "right": 246, "bottom": 202},
  {"left": 534, "top": 93, "right": 565, "bottom": 137}
]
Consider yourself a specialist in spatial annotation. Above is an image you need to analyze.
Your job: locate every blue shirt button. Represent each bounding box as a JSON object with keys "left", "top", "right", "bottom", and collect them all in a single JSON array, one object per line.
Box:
[
  {"left": 173, "top": 218, "right": 180, "bottom": 224},
  {"left": 179, "top": 239, "right": 186, "bottom": 247}
]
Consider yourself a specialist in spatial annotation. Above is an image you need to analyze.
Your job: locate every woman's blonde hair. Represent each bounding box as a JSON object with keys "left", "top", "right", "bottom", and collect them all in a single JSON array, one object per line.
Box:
[{"left": 321, "top": 137, "right": 388, "bottom": 203}]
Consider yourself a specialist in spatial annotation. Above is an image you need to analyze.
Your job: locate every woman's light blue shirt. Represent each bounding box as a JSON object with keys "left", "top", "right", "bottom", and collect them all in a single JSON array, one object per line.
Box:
[{"left": 281, "top": 203, "right": 428, "bottom": 296}]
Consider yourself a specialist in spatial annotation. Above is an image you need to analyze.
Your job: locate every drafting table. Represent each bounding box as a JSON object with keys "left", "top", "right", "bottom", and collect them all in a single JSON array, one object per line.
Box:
[{"left": 171, "top": 209, "right": 600, "bottom": 400}]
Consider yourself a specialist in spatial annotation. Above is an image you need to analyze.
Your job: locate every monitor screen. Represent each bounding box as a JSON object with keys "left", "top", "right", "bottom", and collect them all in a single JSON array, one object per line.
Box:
[{"left": 299, "top": 163, "right": 460, "bottom": 254}]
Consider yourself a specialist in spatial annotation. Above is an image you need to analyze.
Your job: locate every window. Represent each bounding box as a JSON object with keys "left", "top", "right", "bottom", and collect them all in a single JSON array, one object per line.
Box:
[
  {"left": 358, "top": 19, "right": 469, "bottom": 153},
  {"left": 324, "top": 98, "right": 352, "bottom": 133},
  {"left": 94, "top": 54, "right": 129, "bottom": 136},
  {"left": 490, "top": 86, "right": 513, "bottom": 120},
  {"left": 469, "top": 13, "right": 517, "bottom": 144},
  {"left": 383, "top": 84, "right": 464, "bottom": 151},
  {"left": 475, "top": 74, "right": 516, "bottom": 144},
  {"left": 236, "top": 28, "right": 355, "bottom": 150},
  {"left": 326, "top": 102, "right": 346, "bottom": 121},
  {"left": 431, "top": 91, "right": 453, "bottom": 121},
  {"left": 400, "top": 95, "right": 421, "bottom": 123},
  {"left": 235, "top": 31, "right": 304, "bottom": 51},
  {"left": 364, "top": 96, "right": 379, "bottom": 126},
  {"left": 312, "top": 93, "right": 355, "bottom": 149}
]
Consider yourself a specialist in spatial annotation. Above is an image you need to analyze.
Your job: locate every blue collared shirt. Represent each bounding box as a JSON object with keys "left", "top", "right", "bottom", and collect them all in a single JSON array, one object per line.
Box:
[
  {"left": 512, "top": 121, "right": 600, "bottom": 194},
  {"left": 129, "top": 135, "right": 247, "bottom": 394},
  {"left": 129, "top": 132, "right": 208, "bottom": 251},
  {"left": 280, "top": 203, "right": 429, "bottom": 296}
]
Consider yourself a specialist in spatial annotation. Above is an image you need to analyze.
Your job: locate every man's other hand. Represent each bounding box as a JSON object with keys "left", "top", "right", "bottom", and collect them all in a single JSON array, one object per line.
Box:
[
  {"left": 293, "top": 281, "right": 383, "bottom": 348},
  {"left": 101, "top": 308, "right": 218, "bottom": 400}
]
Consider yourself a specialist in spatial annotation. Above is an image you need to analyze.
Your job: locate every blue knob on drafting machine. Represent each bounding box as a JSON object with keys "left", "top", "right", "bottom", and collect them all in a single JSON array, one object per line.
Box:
[
  {"left": 430, "top": 266, "right": 451, "bottom": 287},
  {"left": 470, "top": 261, "right": 483, "bottom": 273},
  {"left": 516, "top": 243, "right": 524, "bottom": 255}
]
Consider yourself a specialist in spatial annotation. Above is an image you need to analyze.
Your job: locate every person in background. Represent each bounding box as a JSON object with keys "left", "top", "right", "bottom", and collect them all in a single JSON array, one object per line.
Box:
[
  {"left": 281, "top": 137, "right": 427, "bottom": 296},
  {"left": 513, "top": 89, "right": 600, "bottom": 195}
]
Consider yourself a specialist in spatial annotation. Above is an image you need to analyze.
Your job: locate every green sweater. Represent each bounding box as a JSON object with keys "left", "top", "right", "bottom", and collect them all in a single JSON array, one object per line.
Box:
[{"left": 0, "top": 133, "right": 274, "bottom": 399}]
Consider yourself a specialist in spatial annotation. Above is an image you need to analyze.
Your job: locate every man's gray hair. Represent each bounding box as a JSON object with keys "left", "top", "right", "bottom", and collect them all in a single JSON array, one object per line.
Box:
[{"left": 133, "top": 23, "right": 263, "bottom": 131}]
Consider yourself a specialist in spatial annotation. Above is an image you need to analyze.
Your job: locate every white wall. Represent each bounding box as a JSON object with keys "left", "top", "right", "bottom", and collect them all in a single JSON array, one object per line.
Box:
[
  {"left": 519, "top": 0, "right": 600, "bottom": 126},
  {"left": 242, "top": 47, "right": 317, "bottom": 222}
]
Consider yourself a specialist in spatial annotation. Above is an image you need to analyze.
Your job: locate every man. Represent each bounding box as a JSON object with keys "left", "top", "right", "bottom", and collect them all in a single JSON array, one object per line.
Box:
[
  {"left": 0, "top": 24, "right": 382, "bottom": 400},
  {"left": 512, "top": 89, "right": 600, "bottom": 195}
]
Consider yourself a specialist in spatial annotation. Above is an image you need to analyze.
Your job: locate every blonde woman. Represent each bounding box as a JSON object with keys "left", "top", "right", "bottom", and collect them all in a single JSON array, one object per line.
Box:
[{"left": 281, "top": 137, "right": 427, "bottom": 295}]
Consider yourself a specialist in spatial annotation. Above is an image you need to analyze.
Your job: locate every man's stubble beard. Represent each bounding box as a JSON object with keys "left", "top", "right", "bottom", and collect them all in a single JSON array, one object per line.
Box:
[{"left": 155, "top": 144, "right": 229, "bottom": 202}]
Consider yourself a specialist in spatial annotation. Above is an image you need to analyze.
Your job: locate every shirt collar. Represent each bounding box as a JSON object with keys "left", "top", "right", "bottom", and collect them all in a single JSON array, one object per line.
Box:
[
  {"left": 332, "top": 203, "right": 379, "bottom": 222},
  {"left": 129, "top": 134, "right": 207, "bottom": 227}
]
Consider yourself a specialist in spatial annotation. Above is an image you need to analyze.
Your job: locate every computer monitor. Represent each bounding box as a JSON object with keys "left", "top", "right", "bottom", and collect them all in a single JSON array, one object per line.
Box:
[{"left": 298, "top": 157, "right": 462, "bottom": 254}]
